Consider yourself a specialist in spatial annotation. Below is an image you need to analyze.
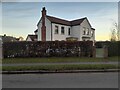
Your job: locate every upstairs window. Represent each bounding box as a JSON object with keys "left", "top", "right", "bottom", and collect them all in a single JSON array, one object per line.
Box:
[
  {"left": 83, "top": 27, "right": 86, "bottom": 35},
  {"left": 61, "top": 27, "right": 65, "bottom": 35},
  {"left": 86, "top": 28, "right": 89, "bottom": 35},
  {"left": 68, "top": 28, "right": 71, "bottom": 35},
  {"left": 55, "top": 25, "right": 59, "bottom": 34},
  {"left": 91, "top": 31, "right": 94, "bottom": 37}
]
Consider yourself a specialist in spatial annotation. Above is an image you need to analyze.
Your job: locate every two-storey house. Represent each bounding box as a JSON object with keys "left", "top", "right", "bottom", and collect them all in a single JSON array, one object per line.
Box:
[{"left": 34, "top": 7, "right": 95, "bottom": 42}]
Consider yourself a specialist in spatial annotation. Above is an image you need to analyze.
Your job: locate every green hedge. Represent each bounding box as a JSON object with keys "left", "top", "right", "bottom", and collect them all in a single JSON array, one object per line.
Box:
[
  {"left": 108, "top": 41, "right": 119, "bottom": 56},
  {"left": 95, "top": 41, "right": 120, "bottom": 57},
  {"left": 3, "top": 41, "right": 93, "bottom": 58}
]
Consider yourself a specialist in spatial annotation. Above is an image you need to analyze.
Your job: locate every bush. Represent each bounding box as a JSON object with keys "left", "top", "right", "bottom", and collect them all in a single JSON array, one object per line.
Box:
[
  {"left": 107, "top": 41, "right": 119, "bottom": 57},
  {"left": 3, "top": 41, "right": 93, "bottom": 58},
  {"left": 95, "top": 41, "right": 120, "bottom": 57}
]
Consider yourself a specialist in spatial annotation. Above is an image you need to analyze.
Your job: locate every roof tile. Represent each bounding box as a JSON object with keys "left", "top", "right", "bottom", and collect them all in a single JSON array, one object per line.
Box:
[{"left": 46, "top": 15, "right": 86, "bottom": 26}]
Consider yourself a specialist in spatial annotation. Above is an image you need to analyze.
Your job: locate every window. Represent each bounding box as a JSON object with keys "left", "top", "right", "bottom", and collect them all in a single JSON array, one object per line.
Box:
[
  {"left": 86, "top": 28, "right": 89, "bottom": 35},
  {"left": 61, "top": 27, "right": 65, "bottom": 35},
  {"left": 83, "top": 27, "right": 86, "bottom": 35},
  {"left": 55, "top": 25, "right": 59, "bottom": 34},
  {"left": 91, "top": 31, "right": 94, "bottom": 36},
  {"left": 68, "top": 28, "right": 71, "bottom": 35}
]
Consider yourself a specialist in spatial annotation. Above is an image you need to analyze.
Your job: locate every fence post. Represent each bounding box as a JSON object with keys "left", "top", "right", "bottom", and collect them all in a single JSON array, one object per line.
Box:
[{"left": 92, "top": 46, "right": 96, "bottom": 58}]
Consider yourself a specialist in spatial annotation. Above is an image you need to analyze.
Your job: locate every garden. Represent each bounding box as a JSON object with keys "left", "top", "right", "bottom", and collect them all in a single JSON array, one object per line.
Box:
[{"left": 1, "top": 41, "right": 119, "bottom": 72}]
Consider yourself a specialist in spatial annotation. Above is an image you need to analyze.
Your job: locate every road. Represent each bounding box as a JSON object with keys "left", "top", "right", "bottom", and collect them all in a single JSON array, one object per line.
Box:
[
  {"left": 2, "top": 72, "right": 118, "bottom": 88},
  {"left": 2, "top": 62, "right": 118, "bottom": 66}
]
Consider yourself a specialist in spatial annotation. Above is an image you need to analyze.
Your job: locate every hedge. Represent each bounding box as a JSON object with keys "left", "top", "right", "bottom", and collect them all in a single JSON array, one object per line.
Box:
[
  {"left": 3, "top": 41, "right": 93, "bottom": 58},
  {"left": 95, "top": 41, "right": 120, "bottom": 57}
]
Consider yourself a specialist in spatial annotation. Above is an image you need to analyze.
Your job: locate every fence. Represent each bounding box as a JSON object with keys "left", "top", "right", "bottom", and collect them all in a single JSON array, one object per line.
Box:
[
  {"left": 3, "top": 41, "right": 93, "bottom": 58},
  {"left": 0, "top": 42, "right": 2, "bottom": 59},
  {"left": 96, "top": 48, "right": 104, "bottom": 58},
  {"left": 95, "top": 41, "right": 120, "bottom": 57}
]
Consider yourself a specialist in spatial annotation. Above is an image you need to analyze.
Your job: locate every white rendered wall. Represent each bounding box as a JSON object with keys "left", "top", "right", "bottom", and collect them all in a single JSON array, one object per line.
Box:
[
  {"left": 71, "top": 25, "right": 80, "bottom": 41},
  {"left": 35, "top": 31, "right": 38, "bottom": 35},
  {"left": 45, "top": 18, "right": 51, "bottom": 41},
  {"left": 37, "top": 19, "right": 42, "bottom": 41},
  {"left": 80, "top": 19, "right": 95, "bottom": 41},
  {"left": 52, "top": 23, "right": 71, "bottom": 41},
  {"left": 90, "top": 30, "right": 95, "bottom": 41},
  {"left": 37, "top": 17, "right": 51, "bottom": 41}
]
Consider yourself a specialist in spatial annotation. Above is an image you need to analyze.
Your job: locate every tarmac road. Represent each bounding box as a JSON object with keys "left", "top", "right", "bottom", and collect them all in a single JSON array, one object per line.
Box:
[{"left": 2, "top": 72, "right": 118, "bottom": 88}]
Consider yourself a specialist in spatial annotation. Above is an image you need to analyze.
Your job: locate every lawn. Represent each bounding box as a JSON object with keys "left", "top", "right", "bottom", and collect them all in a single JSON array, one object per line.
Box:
[
  {"left": 2, "top": 64, "right": 119, "bottom": 71},
  {"left": 2, "top": 56, "right": 119, "bottom": 64}
]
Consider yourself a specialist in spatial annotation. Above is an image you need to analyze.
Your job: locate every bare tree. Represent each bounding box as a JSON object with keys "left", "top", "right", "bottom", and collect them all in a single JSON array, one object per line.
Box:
[
  {"left": 110, "top": 28, "right": 116, "bottom": 41},
  {"left": 110, "top": 21, "right": 120, "bottom": 41},
  {"left": 114, "top": 22, "right": 120, "bottom": 41}
]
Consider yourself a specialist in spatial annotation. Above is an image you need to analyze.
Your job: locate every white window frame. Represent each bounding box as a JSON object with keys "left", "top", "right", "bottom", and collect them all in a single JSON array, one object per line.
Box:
[
  {"left": 68, "top": 28, "right": 71, "bottom": 35},
  {"left": 91, "top": 30, "right": 94, "bottom": 37},
  {"left": 83, "top": 27, "right": 86, "bottom": 35},
  {"left": 54, "top": 25, "right": 59, "bottom": 34},
  {"left": 61, "top": 26, "right": 65, "bottom": 35},
  {"left": 86, "top": 28, "right": 89, "bottom": 35}
]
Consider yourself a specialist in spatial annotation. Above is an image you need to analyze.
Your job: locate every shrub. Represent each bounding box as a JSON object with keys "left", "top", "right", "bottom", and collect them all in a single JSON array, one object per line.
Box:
[{"left": 3, "top": 41, "right": 93, "bottom": 58}]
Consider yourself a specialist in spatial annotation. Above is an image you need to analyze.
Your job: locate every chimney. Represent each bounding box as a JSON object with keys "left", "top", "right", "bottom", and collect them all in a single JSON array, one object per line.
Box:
[{"left": 41, "top": 7, "right": 46, "bottom": 41}]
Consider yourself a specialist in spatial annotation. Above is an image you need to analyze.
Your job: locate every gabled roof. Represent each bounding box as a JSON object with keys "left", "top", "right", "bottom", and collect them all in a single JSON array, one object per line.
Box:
[
  {"left": 37, "top": 15, "right": 87, "bottom": 26},
  {"left": 26, "top": 35, "right": 37, "bottom": 41},
  {"left": 34, "top": 29, "right": 38, "bottom": 33},
  {"left": 91, "top": 28, "right": 95, "bottom": 30},
  {"left": 37, "top": 17, "right": 42, "bottom": 26},
  {"left": 46, "top": 15, "right": 71, "bottom": 26},
  {"left": 46, "top": 15, "right": 86, "bottom": 26},
  {"left": 70, "top": 17, "right": 87, "bottom": 26}
]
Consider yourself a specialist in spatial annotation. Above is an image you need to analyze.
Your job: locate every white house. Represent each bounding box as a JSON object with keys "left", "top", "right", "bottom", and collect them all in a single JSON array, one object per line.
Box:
[{"left": 35, "top": 7, "right": 95, "bottom": 42}]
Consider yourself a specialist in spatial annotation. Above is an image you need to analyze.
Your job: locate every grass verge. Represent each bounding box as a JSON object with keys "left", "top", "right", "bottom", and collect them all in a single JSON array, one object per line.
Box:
[
  {"left": 2, "top": 64, "right": 119, "bottom": 71},
  {"left": 2, "top": 56, "right": 119, "bottom": 64}
]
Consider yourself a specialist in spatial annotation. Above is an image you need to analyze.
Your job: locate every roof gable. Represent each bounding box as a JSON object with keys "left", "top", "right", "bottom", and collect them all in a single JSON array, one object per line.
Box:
[
  {"left": 84, "top": 17, "right": 92, "bottom": 28},
  {"left": 71, "top": 17, "right": 86, "bottom": 26},
  {"left": 26, "top": 35, "right": 37, "bottom": 41}
]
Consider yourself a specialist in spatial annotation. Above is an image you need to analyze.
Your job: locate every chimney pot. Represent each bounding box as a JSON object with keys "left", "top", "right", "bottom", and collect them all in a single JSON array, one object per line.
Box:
[{"left": 42, "top": 7, "right": 46, "bottom": 10}]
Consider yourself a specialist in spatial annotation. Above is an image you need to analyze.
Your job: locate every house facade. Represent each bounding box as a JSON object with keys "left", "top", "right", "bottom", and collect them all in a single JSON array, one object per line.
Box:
[{"left": 35, "top": 7, "right": 95, "bottom": 42}]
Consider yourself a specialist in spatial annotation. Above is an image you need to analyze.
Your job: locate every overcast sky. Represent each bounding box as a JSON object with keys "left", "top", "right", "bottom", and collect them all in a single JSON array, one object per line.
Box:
[{"left": 1, "top": 2, "right": 118, "bottom": 41}]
